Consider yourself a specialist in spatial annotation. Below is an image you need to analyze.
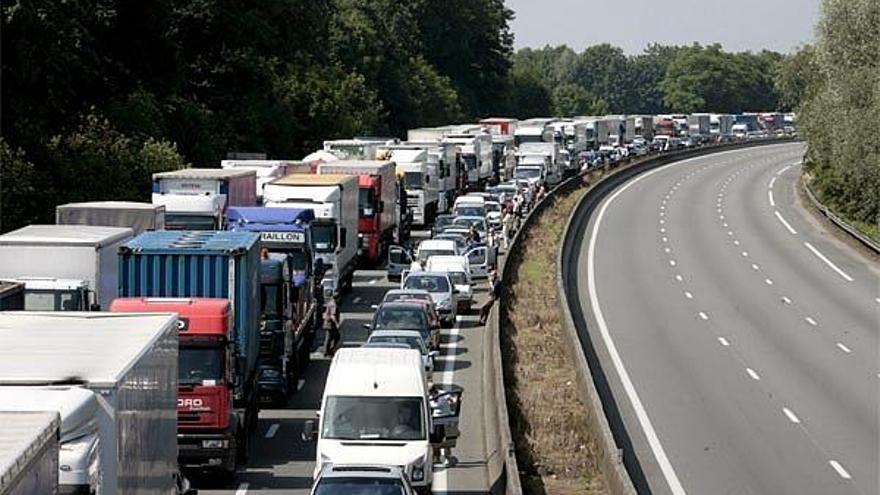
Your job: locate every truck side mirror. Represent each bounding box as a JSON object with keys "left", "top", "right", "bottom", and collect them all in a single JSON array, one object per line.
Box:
[
  {"left": 340, "top": 228, "right": 347, "bottom": 248},
  {"left": 302, "top": 419, "right": 317, "bottom": 442}
]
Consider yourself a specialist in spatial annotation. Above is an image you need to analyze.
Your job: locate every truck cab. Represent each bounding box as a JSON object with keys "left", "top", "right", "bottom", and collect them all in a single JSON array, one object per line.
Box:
[
  {"left": 110, "top": 297, "right": 246, "bottom": 474},
  {"left": 12, "top": 277, "right": 92, "bottom": 311}
]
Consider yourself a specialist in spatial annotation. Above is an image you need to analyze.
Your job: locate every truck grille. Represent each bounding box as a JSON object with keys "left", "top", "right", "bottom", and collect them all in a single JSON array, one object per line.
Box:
[{"left": 406, "top": 195, "right": 420, "bottom": 207}]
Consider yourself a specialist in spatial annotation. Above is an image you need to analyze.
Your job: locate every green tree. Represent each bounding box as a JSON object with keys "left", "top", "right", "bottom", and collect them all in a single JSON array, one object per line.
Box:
[
  {"left": 775, "top": 45, "right": 819, "bottom": 112},
  {"left": 552, "top": 84, "right": 599, "bottom": 117},
  {"left": 507, "top": 65, "right": 553, "bottom": 118}
]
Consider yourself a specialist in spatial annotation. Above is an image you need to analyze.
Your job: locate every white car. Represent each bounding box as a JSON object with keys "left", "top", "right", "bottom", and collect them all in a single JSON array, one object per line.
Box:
[
  {"left": 424, "top": 255, "right": 473, "bottom": 312},
  {"left": 365, "top": 329, "right": 438, "bottom": 375}
]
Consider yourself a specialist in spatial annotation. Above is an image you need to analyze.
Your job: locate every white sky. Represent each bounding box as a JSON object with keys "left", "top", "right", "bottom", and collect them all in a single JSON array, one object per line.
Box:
[{"left": 506, "top": 0, "right": 819, "bottom": 54}]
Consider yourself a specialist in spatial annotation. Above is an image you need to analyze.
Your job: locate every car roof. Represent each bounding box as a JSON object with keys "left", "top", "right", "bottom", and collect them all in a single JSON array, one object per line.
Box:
[
  {"left": 385, "top": 289, "right": 430, "bottom": 296},
  {"left": 369, "top": 329, "right": 425, "bottom": 339},
  {"left": 377, "top": 301, "right": 430, "bottom": 311},
  {"left": 318, "top": 463, "right": 406, "bottom": 480}
]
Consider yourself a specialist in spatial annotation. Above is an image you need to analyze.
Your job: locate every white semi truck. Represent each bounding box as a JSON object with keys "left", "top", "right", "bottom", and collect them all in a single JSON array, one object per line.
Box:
[
  {"left": 56, "top": 201, "right": 165, "bottom": 234},
  {"left": 0, "top": 312, "right": 179, "bottom": 495},
  {"left": 378, "top": 147, "right": 440, "bottom": 227},
  {"left": 152, "top": 168, "right": 257, "bottom": 230},
  {"left": 264, "top": 174, "right": 359, "bottom": 296},
  {"left": 0, "top": 411, "right": 60, "bottom": 495},
  {"left": 0, "top": 225, "right": 134, "bottom": 311},
  {"left": 443, "top": 132, "right": 493, "bottom": 190},
  {"left": 517, "top": 142, "right": 563, "bottom": 185}
]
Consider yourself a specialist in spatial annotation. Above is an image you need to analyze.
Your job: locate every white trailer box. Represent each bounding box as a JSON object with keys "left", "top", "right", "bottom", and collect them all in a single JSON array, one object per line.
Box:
[
  {"left": 0, "top": 411, "right": 60, "bottom": 495},
  {"left": 152, "top": 168, "right": 257, "bottom": 230},
  {"left": 264, "top": 174, "right": 359, "bottom": 296},
  {"left": 220, "top": 160, "right": 295, "bottom": 202},
  {"left": 0, "top": 225, "right": 134, "bottom": 311},
  {"left": 0, "top": 387, "right": 100, "bottom": 494},
  {"left": 56, "top": 201, "right": 165, "bottom": 234},
  {"left": 0, "top": 312, "right": 179, "bottom": 495}
]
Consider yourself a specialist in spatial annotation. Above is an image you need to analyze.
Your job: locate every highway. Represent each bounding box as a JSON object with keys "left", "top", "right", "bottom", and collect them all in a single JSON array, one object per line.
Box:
[
  {"left": 193, "top": 252, "right": 494, "bottom": 494},
  {"left": 574, "top": 143, "right": 879, "bottom": 494}
]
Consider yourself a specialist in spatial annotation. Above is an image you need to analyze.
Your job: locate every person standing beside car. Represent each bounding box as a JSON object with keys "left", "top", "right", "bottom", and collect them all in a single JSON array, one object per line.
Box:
[{"left": 323, "top": 292, "right": 341, "bottom": 357}]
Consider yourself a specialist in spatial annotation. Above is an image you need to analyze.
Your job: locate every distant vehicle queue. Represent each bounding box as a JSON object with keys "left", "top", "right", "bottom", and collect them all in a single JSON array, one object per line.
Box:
[{"left": 0, "top": 110, "right": 794, "bottom": 495}]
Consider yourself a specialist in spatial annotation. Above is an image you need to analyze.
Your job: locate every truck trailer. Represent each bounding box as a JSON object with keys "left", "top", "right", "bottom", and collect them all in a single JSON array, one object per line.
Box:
[
  {"left": 56, "top": 201, "right": 166, "bottom": 234},
  {"left": 0, "top": 312, "right": 179, "bottom": 494},
  {"left": 0, "top": 411, "right": 60, "bottom": 495},
  {"left": 0, "top": 225, "right": 134, "bottom": 311},
  {"left": 220, "top": 160, "right": 295, "bottom": 203},
  {"left": 0, "top": 281, "right": 24, "bottom": 310},
  {"left": 263, "top": 174, "right": 358, "bottom": 297},
  {"left": 152, "top": 168, "right": 257, "bottom": 230},
  {"left": 316, "top": 161, "right": 398, "bottom": 266}
]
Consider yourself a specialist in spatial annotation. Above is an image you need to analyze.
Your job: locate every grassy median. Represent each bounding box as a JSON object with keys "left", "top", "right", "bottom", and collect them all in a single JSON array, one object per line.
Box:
[{"left": 501, "top": 173, "right": 608, "bottom": 495}]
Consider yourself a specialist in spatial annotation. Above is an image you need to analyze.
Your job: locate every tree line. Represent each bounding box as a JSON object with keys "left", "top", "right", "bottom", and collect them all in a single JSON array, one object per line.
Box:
[{"left": 776, "top": 0, "right": 879, "bottom": 234}]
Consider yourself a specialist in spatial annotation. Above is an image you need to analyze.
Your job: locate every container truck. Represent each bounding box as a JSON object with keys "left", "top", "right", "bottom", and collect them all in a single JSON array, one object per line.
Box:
[
  {"left": 710, "top": 114, "right": 735, "bottom": 140},
  {"left": 0, "top": 281, "right": 24, "bottom": 310},
  {"left": 633, "top": 116, "right": 655, "bottom": 140},
  {"left": 377, "top": 148, "right": 439, "bottom": 227},
  {"left": 404, "top": 139, "right": 462, "bottom": 208},
  {"left": 513, "top": 123, "right": 553, "bottom": 147},
  {"left": 316, "top": 161, "right": 398, "bottom": 266},
  {"left": 226, "top": 206, "right": 320, "bottom": 389},
  {"left": 479, "top": 117, "right": 518, "bottom": 136},
  {"left": 0, "top": 386, "right": 100, "bottom": 493},
  {"left": 0, "top": 225, "right": 134, "bottom": 311},
  {"left": 516, "top": 142, "right": 563, "bottom": 185},
  {"left": 56, "top": 201, "right": 165, "bottom": 234},
  {"left": 220, "top": 160, "right": 295, "bottom": 203},
  {"left": 0, "top": 311, "right": 179, "bottom": 494},
  {"left": 688, "top": 114, "right": 711, "bottom": 139},
  {"left": 152, "top": 168, "right": 257, "bottom": 230},
  {"left": 263, "top": 175, "right": 358, "bottom": 297},
  {"left": 0, "top": 411, "right": 59, "bottom": 495},
  {"left": 117, "top": 231, "right": 262, "bottom": 475}
]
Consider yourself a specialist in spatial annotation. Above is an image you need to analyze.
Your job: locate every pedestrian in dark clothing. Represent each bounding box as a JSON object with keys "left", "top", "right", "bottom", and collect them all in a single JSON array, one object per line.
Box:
[
  {"left": 323, "top": 292, "right": 341, "bottom": 356},
  {"left": 479, "top": 271, "right": 502, "bottom": 325}
]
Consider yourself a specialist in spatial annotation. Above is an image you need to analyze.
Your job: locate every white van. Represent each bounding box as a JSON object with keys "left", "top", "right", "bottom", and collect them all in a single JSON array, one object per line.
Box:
[
  {"left": 306, "top": 348, "right": 461, "bottom": 494},
  {"left": 424, "top": 255, "right": 473, "bottom": 311},
  {"left": 452, "top": 196, "right": 486, "bottom": 218},
  {"left": 408, "top": 239, "right": 460, "bottom": 273}
]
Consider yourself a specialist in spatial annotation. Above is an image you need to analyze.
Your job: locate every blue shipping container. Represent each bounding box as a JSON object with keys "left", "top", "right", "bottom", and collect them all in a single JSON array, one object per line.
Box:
[{"left": 117, "top": 231, "right": 261, "bottom": 395}]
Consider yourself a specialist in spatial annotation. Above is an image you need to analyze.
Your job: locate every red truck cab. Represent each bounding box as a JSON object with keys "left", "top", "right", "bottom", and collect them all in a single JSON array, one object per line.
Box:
[{"left": 110, "top": 297, "right": 244, "bottom": 472}]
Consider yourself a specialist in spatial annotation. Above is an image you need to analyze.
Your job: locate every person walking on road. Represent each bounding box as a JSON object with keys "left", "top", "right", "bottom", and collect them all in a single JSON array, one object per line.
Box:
[
  {"left": 479, "top": 271, "right": 502, "bottom": 325},
  {"left": 323, "top": 292, "right": 341, "bottom": 357},
  {"left": 501, "top": 208, "right": 514, "bottom": 250}
]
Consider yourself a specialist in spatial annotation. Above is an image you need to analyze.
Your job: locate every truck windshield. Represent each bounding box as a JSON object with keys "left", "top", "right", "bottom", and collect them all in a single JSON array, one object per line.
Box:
[
  {"left": 323, "top": 396, "right": 425, "bottom": 441},
  {"left": 24, "top": 290, "right": 83, "bottom": 311},
  {"left": 358, "top": 188, "right": 378, "bottom": 218},
  {"left": 166, "top": 214, "right": 216, "bottom": 231},
  {"left": 312, "top": 223, "right": 338, "bottom": 253},
  {"left": 314, "top": 477, "right": 406, "bottom": 495},
  {"left": 179, "top": 347, "right": 224, "bottom": 385},
  {"left": 404, "top": 172, "right": 423, "bottom": 190}
]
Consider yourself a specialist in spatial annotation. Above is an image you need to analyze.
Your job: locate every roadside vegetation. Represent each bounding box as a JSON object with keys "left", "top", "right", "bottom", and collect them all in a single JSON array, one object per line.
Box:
[
  {"left": 502, "top": 174, "right": 607, "bottom": 495},
  {"left": 775, "top": 0, "right": 879, "bottom": 239}
]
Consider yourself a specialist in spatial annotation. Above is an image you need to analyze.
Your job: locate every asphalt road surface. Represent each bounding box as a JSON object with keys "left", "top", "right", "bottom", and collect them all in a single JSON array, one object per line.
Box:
[
  {"left": 576, "top": 143, "right": 879, "bottom": 495},
  {"left": 192, "top": 232, "right": 495, "bottom": 494}
]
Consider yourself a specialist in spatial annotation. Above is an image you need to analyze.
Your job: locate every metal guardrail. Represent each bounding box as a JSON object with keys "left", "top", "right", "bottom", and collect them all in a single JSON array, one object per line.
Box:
[{"left": 802, "top": 180, "right": 880, "bottom": 254}]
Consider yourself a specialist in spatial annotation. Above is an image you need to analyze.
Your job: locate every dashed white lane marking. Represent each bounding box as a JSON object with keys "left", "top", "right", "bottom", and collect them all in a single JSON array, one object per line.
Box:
[
  {"left": 751, "top": 264, "right": 760, "bottom": 271},
  {"left": 669, "top": 260, "right": 677, "bottom": 267},
  {"left": 741, "top": 251, "right": 749, "bottom": 257},
  {"left": 805, "top": 317, "right": 818, "bottom": 326},
  {"left": 727, "top": 231, "right": 734, "bottom": 236},
  {"left": 768, "top": 190, "right": 776, "bottom": 207},
  {"left": 836, "top": 342, "right": 852, "bottom": 354},
  {"left": 746, "top": 368, "right": 761, "bottom": 381},
  {"left": 662, "top": 237, "right": 668, "bottom": 243},
  {"left": 722, "top": 222, "right": 729, "bottom": 228},
  {"left": 660, "top": 219, "right": 666, "bottom": 225},
  {"left": 803, "top": 242, "right": 854, "bottom": 282},
  {"left": 777, "top": 165, "right": 792, "bottom": 175},
  {"left": 829, "top": 460, "right": 852, "bottom": 480},
  {"left": 765, "top": 278, "right": 773, "bottom": 286},
  {"left": 768, "top": 176, "right": 777, "bottom": 189},
  {"left": 876, "top": 298, "right": 880, "bottom": 305},
  {"left": 684, "top": 291, "right": 693, "bottom": 299},
  {"left": 781, "top": 296, "right": 792, "bottom": 304},
  {"left": 733, "top": 240, "right": 740, "bottom": 246},
  {"left": 718, "top": 337, "right": 730, "bottom": 347},
  {"left": 675, "top": 274, "right": 684, "bottom": 282},
  {"left": 698, "top": 312, "right": 709, "bottom": 320},
  {"left": 660, "top": 228, "right": 667, "bottom": 233},
  {"left": 774, "top": 211, "right": 798, "bottom": 235},
  {"left": 369, "top": 278, "right": 379, "bottom": 285},
  {"left": 235, "top": 482, "right": 250, "bottom": 495},
  {"left": 664, "top": 247, "right": 672, "bottom": 253},
  {"left": 352, "top": 296, "right": 362, "bottom": 304},
  {"left": 783, "top": 407, "right": 801, "bottom": 424},
  {"left": 265, "top": 423, "right": 280, "bottom": 439}
]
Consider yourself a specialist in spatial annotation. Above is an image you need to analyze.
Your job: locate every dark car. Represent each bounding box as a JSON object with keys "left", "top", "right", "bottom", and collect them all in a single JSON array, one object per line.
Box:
[
  {"left": 365, "top": 302, "right": 433, "bottom": 346},
  {"left": 432, "top": 214, "right": 456, "bottom": 237},
  {"left": 257, "top": 361, "right": 289, "bottom": 407}
]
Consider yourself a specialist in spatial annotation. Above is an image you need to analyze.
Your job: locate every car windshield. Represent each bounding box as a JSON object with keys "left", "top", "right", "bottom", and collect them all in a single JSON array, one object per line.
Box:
[
  {"left": 384, "top": 293, "right": 431, "bottom": 304},
  {"left": 369, "top": 335, "right": 425, "bottom": 352},
  {"left": 312, "top": 223, "right": 338, "bottom": 252},
  {"left": 374, "top": 307, "right": 427, "bottom": 330},
  {"left": 434, "top": 216, "right": 454, "bottom": 229},
  {"left": 323, "top": 396, "right": 425, "bottom": 441},
  {"left": 404, "top": 275, "right": 450, "bottom": 293},
  {"left": 314, "top": 478, "right": 407, "bottom": 495},
  {"left": 454, "top": 206, "right": 484, "bottom": 217},
  {"left": 514, "top": 168, "right": 541, "bottom": 179},
  {"left": 179, "top": 347, "right": 224, "bottom": 385}
]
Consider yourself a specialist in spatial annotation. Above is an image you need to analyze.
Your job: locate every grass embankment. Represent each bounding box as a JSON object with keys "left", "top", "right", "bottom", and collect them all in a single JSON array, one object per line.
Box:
[{"left": 501, "top": 174, "right": 608, "bottom": 495}]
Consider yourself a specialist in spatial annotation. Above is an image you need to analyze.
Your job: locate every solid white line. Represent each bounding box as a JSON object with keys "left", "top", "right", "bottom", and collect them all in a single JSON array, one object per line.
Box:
[
  {"left": 777, "top": 165, "right": 792, "bottom": 176},
  {"left": 265, "top": 423, "right": 280, "bottom": 439},
  {"left": 698, "top": 312, "right": 709, "bottom": 321},
  {"left": 718, "top": 337, "right": 730, "bottom": 347},
  {"left": 588, "top": 160, "right": 696, "bottom": 495},
  {"left": 768, "top": 190, "right": 776, "bottom": 207},
  {"left": 783, "top": 407, "right": 801, "bottom": 424},
  {"left": 768, "top": 176, "right": 777, "bottom": 189},
  {"left": 805, "top": 317, "right": 818, "bottom": 326},
  {"left": 774, "top": 211, "right": 797, "bottom": 235},
  {"left": 836, "top": 342, "right": 852, "bottom": 354},
  {"left": 803, "top": 242, "right": 854, "bottom": 282},
  {"left": 684, "top": 291, "right": 693, "bottom": 299},
  {"left": 746, "top": 368, "right": 761, "bottom": 381},
  {"left": 235, "top": 482, "right": 249, "bottom": 495},
  {"left": 829, "top": 460, "right": 852, "bottom": 480}
]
